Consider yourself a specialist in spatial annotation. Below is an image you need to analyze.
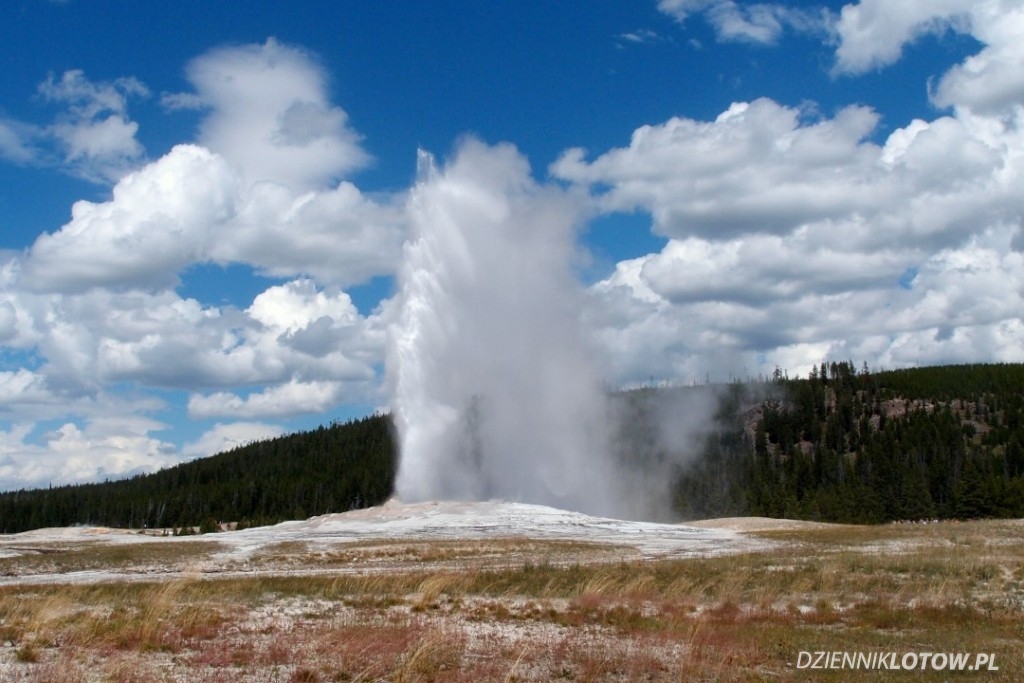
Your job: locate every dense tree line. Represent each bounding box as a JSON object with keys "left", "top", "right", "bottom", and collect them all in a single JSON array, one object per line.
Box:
[
  {"left": 670, "top": 362, "right": 1024, "bottom": 523},
  {"left": 2, "top": 364, "right": 1023, "bottom": 533},
  {"left": 0, "top": 415, "right": 395, "bottom": 533}
]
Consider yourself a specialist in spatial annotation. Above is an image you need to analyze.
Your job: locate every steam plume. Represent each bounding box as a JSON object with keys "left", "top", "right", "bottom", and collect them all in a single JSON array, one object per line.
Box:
[{"left": 387, "top": 139, "right": 622, "bottom": 515}]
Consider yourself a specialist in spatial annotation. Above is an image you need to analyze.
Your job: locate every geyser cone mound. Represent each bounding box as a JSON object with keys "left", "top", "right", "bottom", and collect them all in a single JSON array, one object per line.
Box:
[{"left": 281, "top": 499, "right": 761, "bottom": 558}]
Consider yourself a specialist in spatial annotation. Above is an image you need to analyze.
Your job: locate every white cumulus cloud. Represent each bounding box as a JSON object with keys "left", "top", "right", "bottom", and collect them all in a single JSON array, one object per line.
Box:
[
  {"left": 0, "top": 36, "right": 402, "bottom": 489},
  {"left": 23, "top": 145, "right": 237, "bottom": 292},
  {"left": 0, "top": 70, "right": 148, "bottom": 182},
  {"left": 37, "top": 69, "right": 149, "bottom": 182},
  {"left": 658, "top": 0, "right": 826, "bottom": 44},
  {"left": 188, "top": 380, "right": 346, "bottom": 420},
  {"left": 21, "top": 41, "right": 404, "bottom": 297},
  {"left": 558, "top": 8, "right": 1024, "bottom": 384},
  {"left": 183, "top": 38, "right": 370, "bottom": 190}
]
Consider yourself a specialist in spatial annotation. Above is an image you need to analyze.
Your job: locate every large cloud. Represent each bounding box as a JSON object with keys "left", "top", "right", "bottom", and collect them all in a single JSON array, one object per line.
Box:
[
  {"left": 218, "top": 179, "right": 404, "bottom": 285},
  {"left": 553, "top": 99, "right": 1012, "bottom": 249},
  {"left": 0, "top": 418, "right": 179, "bottom": 491},
  {"left": 0, "top": 39, "right": 400, "bottom": 488},
  {"left": 187, "top": 380, "right": 348, "bottom": 420},
  {"left": 587, "top": 226, "right": 1024, "bottom": 384},
  {"left": 23, "top": 145, "right": 237, "bottom": 292},
  {"left": 9, "top": 280, "right": 379, "bottom": 392},
  {"left": 183, "top": 39, "right": 370, "bottom": 190},
  {"left": 21, "top": 143, "right": 403, "bottom": 293},
  {"left": 557, "top": 4, "right": 1024, "bottom": 384},
  {"left": 23, "top": 40, "right": 404, "bottom": 295},
  {"left": 0, "top": 265, "right": 386, "bottom": 485}
]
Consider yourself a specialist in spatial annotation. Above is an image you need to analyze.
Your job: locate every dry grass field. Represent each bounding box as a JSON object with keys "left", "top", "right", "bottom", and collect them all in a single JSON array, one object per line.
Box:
[{"left": 1, "top": 506, "right": 1021, "bottom": 682}]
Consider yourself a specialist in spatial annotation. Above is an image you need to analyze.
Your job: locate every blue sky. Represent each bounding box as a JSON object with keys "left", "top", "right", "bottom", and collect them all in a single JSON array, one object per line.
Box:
[{"left": 1, "top": 0, "right": 1022, "bottom": 490}]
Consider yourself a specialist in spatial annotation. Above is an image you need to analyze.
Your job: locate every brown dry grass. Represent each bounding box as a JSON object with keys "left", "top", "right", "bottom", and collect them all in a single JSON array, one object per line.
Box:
[
  {"left": 1, "top": 520, "right": 1022, "bottom": 681},
  {"left": 0, "top": 539, "right": 220, "bottom": 578},
  {"left": 242, "top": 537, "right": 629, "bottom": 574}
]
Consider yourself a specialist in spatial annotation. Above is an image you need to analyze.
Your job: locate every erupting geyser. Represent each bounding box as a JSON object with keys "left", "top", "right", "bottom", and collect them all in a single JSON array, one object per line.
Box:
[{"left": 386, "top": 139, "right": 622, "bottom": 515}]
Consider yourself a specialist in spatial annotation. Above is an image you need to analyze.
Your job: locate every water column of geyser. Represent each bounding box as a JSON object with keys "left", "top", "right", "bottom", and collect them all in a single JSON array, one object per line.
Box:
[{"left": 387, "top": 139, "right": 622, "bottom": 516}]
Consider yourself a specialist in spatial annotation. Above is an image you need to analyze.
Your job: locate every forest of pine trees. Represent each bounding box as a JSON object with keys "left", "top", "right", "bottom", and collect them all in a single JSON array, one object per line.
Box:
[
  {"left": 1, "top": 363, "right": 1023, "bottom": 533},
  {"left": 0, "top": 415, "right": 395, "bottom": 533},
  {"left": 671, "top": 362, "right": 1024, "bottom": 523}
]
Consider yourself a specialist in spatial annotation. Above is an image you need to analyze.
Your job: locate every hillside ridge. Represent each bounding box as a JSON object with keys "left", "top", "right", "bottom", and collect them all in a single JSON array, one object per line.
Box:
[{"left": 2, "top": 362, "right": 1023, "bottom": 532}]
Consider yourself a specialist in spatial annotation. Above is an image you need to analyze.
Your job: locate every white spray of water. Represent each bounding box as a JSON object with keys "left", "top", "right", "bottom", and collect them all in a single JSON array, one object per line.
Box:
[{"left": 387, "top": 139, "right": 624, "bottom": 516}]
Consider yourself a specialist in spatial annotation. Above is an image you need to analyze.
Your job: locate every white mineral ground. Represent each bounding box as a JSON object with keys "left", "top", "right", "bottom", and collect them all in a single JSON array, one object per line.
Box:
[{"left": 0, "top": 499, "right": 795, "bottom": 586}]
